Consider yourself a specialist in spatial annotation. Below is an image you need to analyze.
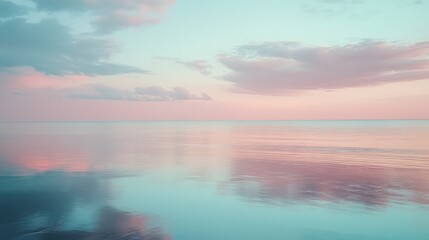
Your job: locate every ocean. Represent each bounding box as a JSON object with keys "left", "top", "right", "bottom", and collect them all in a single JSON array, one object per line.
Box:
[{"left": 0, "top": 121, "right": 428, "bottom": 239}]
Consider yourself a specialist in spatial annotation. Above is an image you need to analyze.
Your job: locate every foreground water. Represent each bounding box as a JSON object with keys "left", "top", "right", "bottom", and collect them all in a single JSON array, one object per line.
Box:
[{"left": 0, "top": 121, "right": 428, "bottom": 240}]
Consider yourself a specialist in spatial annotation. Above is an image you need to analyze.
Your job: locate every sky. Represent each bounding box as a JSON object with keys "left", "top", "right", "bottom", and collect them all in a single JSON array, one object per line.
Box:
[{"left": 0, "top": 0, "right": 429, "bottom": 120}]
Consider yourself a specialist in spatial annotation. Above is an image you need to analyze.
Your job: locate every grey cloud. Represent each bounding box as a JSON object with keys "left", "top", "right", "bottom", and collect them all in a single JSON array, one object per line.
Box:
[
  {"left": 0, "top": 1, "right": 28, "bottom": 19},
  {"left": 71, "top": 84, "right": 212, "bottom": 101},
  {"left": 135, "top": 86, "right": 212, "bottom": 101},
  {"left": 32, "top": 0, "right": 175, "bottom": 34},
  {"left": 71, "top": 85, "right": 141, "bottom": 101},
  {"left": 179, "top": 60, "right": 212, "bottom": 75},
  {"left": 0, "top": 18, "right": 144, "bottom": 76},
  {"left": 219, "top": 41, "right": 429, "bottom": 94}
]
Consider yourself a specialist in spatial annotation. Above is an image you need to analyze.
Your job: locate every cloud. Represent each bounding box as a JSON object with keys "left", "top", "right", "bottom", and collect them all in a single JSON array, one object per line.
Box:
[
  {"left": 32, "top": 0, "right": 175, "bottom": 34},
  {"left": 219, "top": 41, "right": 429, "bottom": 94},
  {"left": 70, "top": 84, "right": 212, "bottom": 101},
  {"left": 0, "top": 1, "right": 28, "bottom": 18},
  {"left": 179, "top": 60, "right": 212, "bottom": 75},
  {"left": 135, "top": 86, "right": 212, "bottom": 101},
  {"left": 71, "top": 84, "right": 141, "bottom": 101},
  {"left": 302, "top": 0, "right": 365, "bottom": 16},
  {"left": 0, "top": 18, "right": 144, "bottom": 76},
  {"left": 156, "top": 57, "right": 213, "bottom": 75}
]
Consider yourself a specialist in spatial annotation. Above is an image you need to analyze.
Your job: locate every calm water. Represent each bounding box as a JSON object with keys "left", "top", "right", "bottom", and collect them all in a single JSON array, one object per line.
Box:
[{"left": 0, "top": 121, "right": 428, "bottom": 240}]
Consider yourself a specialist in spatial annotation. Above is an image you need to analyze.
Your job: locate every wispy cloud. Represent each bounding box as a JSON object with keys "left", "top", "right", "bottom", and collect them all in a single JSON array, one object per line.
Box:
[
  {"left": 219, "top": 41, "right": 429, "bottom": 94},
  {"left": 302, "top": 0, "right": 366, "bottom": 16},
  {"left": 31, "top": 0, "right": 175, "bottom": 34},
  {"left": 156, "top": 57, "right": 213, "bottom": 75},
  {"left": 178, "top": 60, "right": 213, "bottom": 75},
  {"left": 70, "top": 84, "right": 212, "bottom": 101}
]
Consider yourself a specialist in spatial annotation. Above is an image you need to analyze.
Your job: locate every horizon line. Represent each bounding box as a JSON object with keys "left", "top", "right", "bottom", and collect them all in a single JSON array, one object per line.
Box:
[{"left": 1, "top": 119, "right": 429, "bottom": 123}]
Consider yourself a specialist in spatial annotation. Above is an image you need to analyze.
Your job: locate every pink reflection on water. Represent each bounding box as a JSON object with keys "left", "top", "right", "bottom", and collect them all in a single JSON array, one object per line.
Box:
[
  {"left": 222, "top": 122, "right": 429, "bottom": 207},
  {"left": 11, "top": 152, "right": 88, "bottom": 172},
  {"left": 1, "top": 121, "right": 429, "bottom": 208},
  {"left": 226, "top": 157, "right": 429, "bottom": 206},
  {"left": 0, "top": 123, "right": 230, "bottom": 175},
  {"left": 0, "top": 133, "right": 90, "bottom": 173}
]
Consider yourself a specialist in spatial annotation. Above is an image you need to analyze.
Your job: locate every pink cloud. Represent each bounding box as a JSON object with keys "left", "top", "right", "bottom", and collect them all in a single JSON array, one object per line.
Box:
[{"left": 219, "top": 41, "right": 429, "bottom": 94}]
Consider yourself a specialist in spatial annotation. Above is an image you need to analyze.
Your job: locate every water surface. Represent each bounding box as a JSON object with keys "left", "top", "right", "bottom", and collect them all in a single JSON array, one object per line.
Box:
[{"left": 1, "top": 121, "right": 428, "bottom": 239}]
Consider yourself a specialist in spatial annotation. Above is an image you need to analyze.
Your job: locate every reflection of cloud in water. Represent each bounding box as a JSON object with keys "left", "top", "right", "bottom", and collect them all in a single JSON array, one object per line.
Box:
[
  {"left": 224, "top": 156, "right": 429, "bottom": 207},
  {"left": 220, "top": 123, "right": 429, "bottom": 208},
  {"left": 0, "top": 122, "right": 229, "bottom": 175},
  {"left": 37, "top": 207, "right": 170, "bottom": 240},
  {"left": 0, "top": 172, "right": 170, "bottom": 240}
]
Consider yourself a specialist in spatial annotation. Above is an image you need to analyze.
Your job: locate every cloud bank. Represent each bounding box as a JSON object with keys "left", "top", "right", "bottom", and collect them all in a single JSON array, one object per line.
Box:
[
  {"left": 32, "top": 0, "right": 175, "bottom": 33},
  {"left": 0, "top": 18, "right": 144, "bottom": 76},
  {"left": 219, "top": 41, "right": 429, "bottom": 94},
  {"left": 70, "top": 84, "right": 212, "bottom": 101},
  {"left": 0, "top": 1, "right": 28, "bottom": 18}
]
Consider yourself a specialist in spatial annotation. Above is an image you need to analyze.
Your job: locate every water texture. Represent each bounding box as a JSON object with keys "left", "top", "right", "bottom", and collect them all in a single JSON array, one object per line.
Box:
[{"left": 0, "top": 121, "right": 428, "bottom": 240}]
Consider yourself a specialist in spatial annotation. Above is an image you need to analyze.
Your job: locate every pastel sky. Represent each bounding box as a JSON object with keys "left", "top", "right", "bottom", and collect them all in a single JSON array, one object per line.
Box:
[{"left": 1, "top": 0, "right": 429, "bottom": 120}]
